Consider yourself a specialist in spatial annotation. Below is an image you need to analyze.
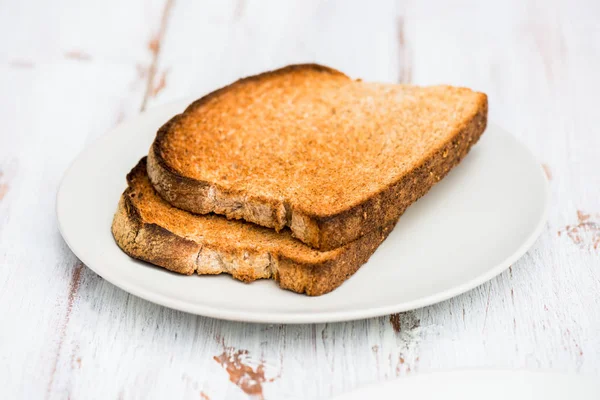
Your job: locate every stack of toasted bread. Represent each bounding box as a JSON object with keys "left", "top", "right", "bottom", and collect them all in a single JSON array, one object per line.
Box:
[{"left": 112, "top": 64, "right": 487, "bottom": 296}]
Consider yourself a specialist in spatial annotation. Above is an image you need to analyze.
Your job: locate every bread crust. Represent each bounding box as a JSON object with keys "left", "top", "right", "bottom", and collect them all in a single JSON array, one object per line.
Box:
[
  {"left": 147, "top": 64, "right": 488, "bottom": 250},
  {"left": 113, "top": 158, "right": 394, "bottom": 296}
]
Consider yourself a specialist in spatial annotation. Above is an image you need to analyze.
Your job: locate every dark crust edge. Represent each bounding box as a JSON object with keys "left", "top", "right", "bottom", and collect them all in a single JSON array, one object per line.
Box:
[
  {"left": 112, "top": 157, "right": 395, "bottom": 296},
  {"left": 148, "top": 63, "right": 487, "bottom": 250}
]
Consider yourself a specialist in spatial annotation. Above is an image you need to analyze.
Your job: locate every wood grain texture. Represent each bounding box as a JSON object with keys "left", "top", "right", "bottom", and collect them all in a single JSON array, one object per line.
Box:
[{"left": 0, "top": 0, "right": 599, "bottom": 399}]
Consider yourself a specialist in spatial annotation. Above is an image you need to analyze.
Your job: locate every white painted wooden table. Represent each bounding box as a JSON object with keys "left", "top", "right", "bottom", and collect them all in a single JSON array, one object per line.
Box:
[{"left": 1, "top": 1, "right": 599, "bottom": 399}]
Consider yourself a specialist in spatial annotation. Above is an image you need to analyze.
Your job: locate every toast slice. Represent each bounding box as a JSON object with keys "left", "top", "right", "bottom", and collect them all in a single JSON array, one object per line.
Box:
[
  {"left": 148, "top": 64, "right": 487, "bottom": 250},
  {"left": 112, "top": 158, "right": 395, "bottom": 296}
]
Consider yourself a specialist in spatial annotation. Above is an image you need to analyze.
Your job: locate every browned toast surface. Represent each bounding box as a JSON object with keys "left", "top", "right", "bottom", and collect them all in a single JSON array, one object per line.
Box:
[
  {"left": 148, "top": 64, "right": 487, "bottom": 250},
  {"left": 112, "top": 158, "right": 394, "bottom": 296}
]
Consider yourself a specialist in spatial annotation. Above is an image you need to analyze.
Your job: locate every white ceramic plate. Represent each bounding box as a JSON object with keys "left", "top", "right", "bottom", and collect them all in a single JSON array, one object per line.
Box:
[
  {"left": 331, "top": 370, "right": 600, "bottom": 400},
  {"left": 57, "top": 99, "right": 549, "bottom": 323}
]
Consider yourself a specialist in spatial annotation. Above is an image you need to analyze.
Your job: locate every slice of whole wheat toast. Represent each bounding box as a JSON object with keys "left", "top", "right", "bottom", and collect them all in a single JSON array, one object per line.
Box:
[
  {"left": 112, "top": 158, "right": 395, "bottom": 296},
  {"left": 148, "top": 64, "right": 487, "bottom": 251}
]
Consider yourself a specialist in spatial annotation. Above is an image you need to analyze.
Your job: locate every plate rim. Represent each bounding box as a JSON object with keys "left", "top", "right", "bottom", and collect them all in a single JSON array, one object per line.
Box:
[{"left": 56, "top": 101, "right": 550, "bottom": 324}]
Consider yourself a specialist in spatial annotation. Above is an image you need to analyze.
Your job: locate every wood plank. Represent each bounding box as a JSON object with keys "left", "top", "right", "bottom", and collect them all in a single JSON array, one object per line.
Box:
[
  {"left": 0, "top": 0, "right": 172, "bottom": 398},
  {"left": 0, "top": 0, "right": 165, "bottom": 64}
]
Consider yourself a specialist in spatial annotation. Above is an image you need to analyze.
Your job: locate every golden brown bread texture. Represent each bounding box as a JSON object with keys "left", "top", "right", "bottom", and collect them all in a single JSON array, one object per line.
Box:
[
  {"left": 112, "top": 158, "right": 395, "bottom": 296},
  {"left": 148, "top": 63, "right": 488, "bottom": 250}
]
